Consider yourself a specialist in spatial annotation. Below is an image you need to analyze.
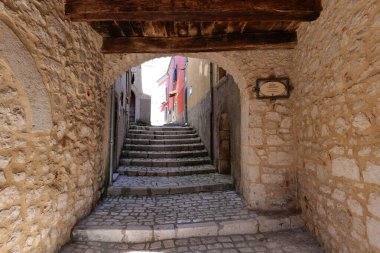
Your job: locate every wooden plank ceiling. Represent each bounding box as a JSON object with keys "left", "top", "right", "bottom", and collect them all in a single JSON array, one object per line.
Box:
[{"left": 65, "top": 0, "right": 322, "bottom": 54}]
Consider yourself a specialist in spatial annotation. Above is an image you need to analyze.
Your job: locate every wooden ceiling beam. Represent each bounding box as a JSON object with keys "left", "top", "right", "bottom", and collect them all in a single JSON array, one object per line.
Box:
[
  {"left": 101, "top": 31, "right": 297, "bottom": 54},
  {"left": 65, "top": 0, "right": 322, "bottom": 22}
]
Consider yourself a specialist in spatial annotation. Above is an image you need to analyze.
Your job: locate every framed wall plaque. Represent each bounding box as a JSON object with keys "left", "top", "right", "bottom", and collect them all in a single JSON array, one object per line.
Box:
[{"left": 255, "top": 78, "right": 292, "bottom": 100}]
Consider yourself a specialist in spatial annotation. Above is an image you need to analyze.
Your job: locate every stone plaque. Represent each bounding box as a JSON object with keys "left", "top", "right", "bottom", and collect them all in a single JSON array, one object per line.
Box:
[{"left": 255, "top": 78, "right": 292, "bottom": 100}]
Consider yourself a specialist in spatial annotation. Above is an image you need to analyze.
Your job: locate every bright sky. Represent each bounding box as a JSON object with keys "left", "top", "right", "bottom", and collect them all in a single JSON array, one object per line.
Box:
[
  {"left": 141, "top": 57, "right": 171, "bottom": 126},
  {"left": 141, "top": 57, "right": 171, "bottom": 95}
]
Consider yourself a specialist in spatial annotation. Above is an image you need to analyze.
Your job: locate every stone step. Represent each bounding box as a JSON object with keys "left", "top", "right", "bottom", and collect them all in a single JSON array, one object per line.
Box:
[
  {"left": 122, "top": 149, "right": 209, "bottom": 159},
  {"left": 107, "top": 174, "right": 232, "bottom": 196},
  {"left": 125, "top": 138, "right": 201, "bottom": 145},
  {"left": 127, "top": 133, "right": 199, "bottom": 140},
  {"left": 119, "top": 157, "right": 211, "bottom": 167},
  {"left": 71, "top": 191, "right": 305, "bottom": 244},
  {"left": 129, "top": 125, "right": 193, "bottom": 131},
  {"left": 128, "top": 129, "right": 196, "bottom": 136},
  {"left": 124, "top": 143, "right": 205, "bottom": 152},
  {"left": 117, "top": 164, "right": 216, "bottom": 176},
  {"left": 62, "top": 228, "right": 323, "bottom": 252}
]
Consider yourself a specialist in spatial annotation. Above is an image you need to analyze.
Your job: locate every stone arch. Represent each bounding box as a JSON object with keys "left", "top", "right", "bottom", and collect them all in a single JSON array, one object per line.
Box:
[
  {"left": 103, "top": 50, "right": 294, "bottom": 210},
  {"left": 103, "top": 53, "right": 248, "bottom": 90},
  {"left": 0, "top": 20, "right": 52, "bottom": 132}
]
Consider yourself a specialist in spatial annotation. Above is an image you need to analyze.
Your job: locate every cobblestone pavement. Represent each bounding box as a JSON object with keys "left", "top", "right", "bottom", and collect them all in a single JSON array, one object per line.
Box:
[
  {"left": 77, "top": 191, "right": 255, "bottom": 227},
  {"left": 111, "top": 174, "right": 232, "bottom": 190},
  {"left": 61, "top": 228, "right": 323, "bottom": 253}
]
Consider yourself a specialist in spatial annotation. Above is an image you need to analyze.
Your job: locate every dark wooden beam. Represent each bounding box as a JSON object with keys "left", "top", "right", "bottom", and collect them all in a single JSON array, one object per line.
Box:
[
  {"left": 101, "top": 31, "right": 297, "bottom": 54},
  {"left": 65, "top": 0, "right": 322, "bottom": 22}
]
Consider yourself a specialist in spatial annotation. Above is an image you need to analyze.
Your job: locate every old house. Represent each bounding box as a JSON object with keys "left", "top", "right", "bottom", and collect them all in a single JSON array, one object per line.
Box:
[{"left": 159, "top": 56, "right": 187, "bottom": 124}]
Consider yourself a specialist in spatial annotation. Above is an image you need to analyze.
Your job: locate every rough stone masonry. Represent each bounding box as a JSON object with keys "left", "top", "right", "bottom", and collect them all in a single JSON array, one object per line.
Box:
[{"left": 0, "top": 0, "right": 379, "bottom": 253}]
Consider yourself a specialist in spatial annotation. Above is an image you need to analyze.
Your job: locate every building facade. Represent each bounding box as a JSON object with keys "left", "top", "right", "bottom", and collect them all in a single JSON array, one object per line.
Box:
[{"left": 159, "top": 56, "right": 187, "bottom": 124}]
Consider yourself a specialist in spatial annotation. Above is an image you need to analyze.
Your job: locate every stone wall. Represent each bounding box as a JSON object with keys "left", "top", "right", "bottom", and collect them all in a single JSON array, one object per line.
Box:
[
  {"left": 0, "top": 1, "right": 108, "bottom": 252},
  {"left": 186, "top": 58, "right": 212, "bottom": 154},
  {"left": 187, "top": 91, "right": 212, "bottom": 153},
  {"left": 139, "top": 95, "right": 152, "bottom": 124},
  {"left": 291, "top": 0, "right": 380, "bottom": 252},
  {"left": 213, "top": 75, "right": 241, "bottom": 191},
  {"left": 113, "top": 73, "right": 129, "bottom": 169}
]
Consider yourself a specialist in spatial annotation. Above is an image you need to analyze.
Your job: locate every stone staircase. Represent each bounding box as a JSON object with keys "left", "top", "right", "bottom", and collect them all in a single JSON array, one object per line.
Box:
[
  {"left": 109, "top": 125, "right": 233, "bottom": 196},
  {"left": 61, "top": 125, "right": 321, "bottom": 252}
]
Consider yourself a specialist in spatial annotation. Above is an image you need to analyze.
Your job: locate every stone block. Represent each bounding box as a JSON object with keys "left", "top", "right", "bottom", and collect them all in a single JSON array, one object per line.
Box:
[
  {"left": 218, "top": 219, "right": 258, "bottom": 235},
  {"left": 332, "top": 189, "right": 346, "bottom": 202},
  {"left": 367, "top": 217, "right": 380, "bottom": 249},
  {"left": 368, "top": 193, "right": 380, "bottom": 218},
  {"left": 249, "top": 128, "right": 263, "bottom": 146},
  {"left": 0, "top": 156, "right": 11, "bottom": 169},
  {"left": 81, "top": 228, "right": 125, "bottom": 243},
  {"left": 352, "top": 112, "right": 371, "bottom": 131},
  {"left": 266, "top": 135, "right": 284, "bottom": 146},
  {"left": 280, "top": 117, "right": 292, "bottom": 129},
  {"left": 247, "top": 148, "right": 260, "bottom": 165},
  {"left": 347, "top": 197, "right": 363, "bottom": 216},
  {"left": 257, "top": 216, "right": 290, "bottom": 233},
  {"left": 153, "top": 224, "right": 175, "bottom": 241},
  {"left": 0, "top": 171, "right": 6, "bottom": 184},
  {"left": 125, "top": 225, "right": 154, "bottom": 243},
  {"left": 265, "top": 112, "right": 281, "bottom": 122},
  {"left": 335, "top": 117, "right": 350, "bottom": 134},
  {"left": 268, "top": 152, "right": 293, "bottom": 166},
  {"left": 261, "top": 174, "right": 285, "bottom": 184},
  {"left": 0, "top": 186, "right": 20, "bottom": 209},
  {"left": 363, "top": 162, "right": 380, "bottom": 185},
  {"left": 332, "top": 157, "right": 360, "bottom": 181},
  {"left": 176, "top": 222, "right": 218, "bottom": 239}
]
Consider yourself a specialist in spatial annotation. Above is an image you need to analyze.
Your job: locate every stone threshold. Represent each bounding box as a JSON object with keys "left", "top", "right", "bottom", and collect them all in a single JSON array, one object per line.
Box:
[
  {"left": 108, "top": 183, "right": 232, "bottom": 196},
  {"left": 72, "top": 214, "right": 304, "bottom": 243}
]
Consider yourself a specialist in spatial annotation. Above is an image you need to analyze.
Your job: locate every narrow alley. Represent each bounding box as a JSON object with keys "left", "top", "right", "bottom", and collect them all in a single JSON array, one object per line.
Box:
[{"left": 0, "top": 0, "right": 379, "bottom": 253}]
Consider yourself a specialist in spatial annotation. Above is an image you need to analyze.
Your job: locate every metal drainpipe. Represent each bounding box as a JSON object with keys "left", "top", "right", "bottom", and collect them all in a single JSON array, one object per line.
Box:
[
  {"left": 209, "top": 63, "right": 214, "bottom": 164},
  {"left": 109, "top": 84, "right": 115, "bottom": 186}
]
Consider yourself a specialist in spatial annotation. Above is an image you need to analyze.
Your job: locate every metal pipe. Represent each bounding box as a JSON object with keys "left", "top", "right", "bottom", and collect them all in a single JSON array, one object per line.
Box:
[
  {"left": 209, "top": 63, "right": 214, "bottom": 164},
  {"left": 108, "top": 84, "right": 115, "bottom": 186}
]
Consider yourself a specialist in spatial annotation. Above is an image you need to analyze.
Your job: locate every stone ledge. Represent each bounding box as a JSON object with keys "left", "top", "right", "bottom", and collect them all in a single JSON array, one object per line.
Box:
[{"left": 108, "top": 183, "right": 233, "bottom": 196}]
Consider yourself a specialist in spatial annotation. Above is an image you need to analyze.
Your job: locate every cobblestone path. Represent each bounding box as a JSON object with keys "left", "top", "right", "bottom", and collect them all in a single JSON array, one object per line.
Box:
[{"left": 61, "top": 125, "right": 323, "bottom": 252}]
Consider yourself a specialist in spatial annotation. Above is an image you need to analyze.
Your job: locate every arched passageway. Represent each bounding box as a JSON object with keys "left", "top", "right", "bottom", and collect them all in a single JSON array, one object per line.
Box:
[{"left": 105, "top": 53, "right": 296, "bottom": 211}]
